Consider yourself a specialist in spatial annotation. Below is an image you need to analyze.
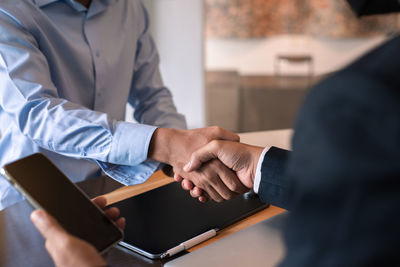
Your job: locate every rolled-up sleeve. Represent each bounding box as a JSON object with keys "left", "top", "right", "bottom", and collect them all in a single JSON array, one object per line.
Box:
[{"left": 0, "top": 11, "right": 158, "bottom": 185}]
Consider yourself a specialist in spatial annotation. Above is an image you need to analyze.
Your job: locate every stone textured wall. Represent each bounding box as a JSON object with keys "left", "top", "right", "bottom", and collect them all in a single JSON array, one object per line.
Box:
[{"left": 205, "top": 0, "right": 399, "bottom": 38}]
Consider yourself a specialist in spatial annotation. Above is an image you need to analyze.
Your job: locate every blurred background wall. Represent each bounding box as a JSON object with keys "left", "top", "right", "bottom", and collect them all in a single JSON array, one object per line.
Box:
[
  {"left": 129, "top": 0, "right": 205, "bottom": 129},
  {"left": 132, "top": 0, "right": 397, "bottom": 132}
]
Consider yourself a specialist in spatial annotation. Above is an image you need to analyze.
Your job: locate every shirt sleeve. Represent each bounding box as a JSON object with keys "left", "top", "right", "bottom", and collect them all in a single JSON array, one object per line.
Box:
[
  {"left": 253, "top": 146, "right": 271, "bottom": 193},
  {"left": 0, "top": 10, "right": 157, "bottom": 185}
]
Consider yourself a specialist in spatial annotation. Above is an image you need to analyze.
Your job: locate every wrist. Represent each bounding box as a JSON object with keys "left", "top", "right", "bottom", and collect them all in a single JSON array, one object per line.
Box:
[
  {"left": 148, "top": 128, "right": 183, "bottom": 164},
  {"left": 148, "top": 128, "right": 169, "bottom": 163}
]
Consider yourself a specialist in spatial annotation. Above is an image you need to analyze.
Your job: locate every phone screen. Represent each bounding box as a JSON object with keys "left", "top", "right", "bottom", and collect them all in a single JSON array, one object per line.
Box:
[{"left": 2, "top": 153, "right": 123, "bottom": 253}]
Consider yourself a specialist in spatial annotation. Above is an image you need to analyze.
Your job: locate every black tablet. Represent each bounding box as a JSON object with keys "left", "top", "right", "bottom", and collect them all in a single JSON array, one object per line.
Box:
[{"left": 111, "top": 182, "right": 268, "bottom": 259}]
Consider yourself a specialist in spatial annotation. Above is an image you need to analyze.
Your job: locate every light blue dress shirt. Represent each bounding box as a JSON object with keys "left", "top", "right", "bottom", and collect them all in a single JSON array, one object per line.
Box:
[{"left": 0, "top": 0, "right": 186, "bottom": 210}]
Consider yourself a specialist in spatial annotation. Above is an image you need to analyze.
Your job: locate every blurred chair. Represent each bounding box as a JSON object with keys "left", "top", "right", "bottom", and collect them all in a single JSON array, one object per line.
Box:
[{"left": 274, "top": 54, "right": 314, "bottom": 77}]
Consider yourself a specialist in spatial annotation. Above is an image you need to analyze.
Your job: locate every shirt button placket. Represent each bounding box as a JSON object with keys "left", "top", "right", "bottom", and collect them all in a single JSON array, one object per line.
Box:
[{"left": 92, "top": 46, "right": 105, "bottom": 110}]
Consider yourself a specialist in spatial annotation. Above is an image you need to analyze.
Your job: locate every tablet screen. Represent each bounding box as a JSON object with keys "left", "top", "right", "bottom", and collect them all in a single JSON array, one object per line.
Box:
[{"left": 112, "top": 182, "right": 268, "bottom": 258}]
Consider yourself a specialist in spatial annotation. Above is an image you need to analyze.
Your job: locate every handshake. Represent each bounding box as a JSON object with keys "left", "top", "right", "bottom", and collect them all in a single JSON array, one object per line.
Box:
[{"left": 148, "top": 127, "right": 265, "bottom": 202}]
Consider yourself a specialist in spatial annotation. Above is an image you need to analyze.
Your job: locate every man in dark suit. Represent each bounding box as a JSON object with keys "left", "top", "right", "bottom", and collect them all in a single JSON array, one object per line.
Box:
[
  {"left": 184, "top": 34, "right": 400, "bottom": 265},
  {"left": 179, "top": 1, "right": 400, "bottom": 265},
  {"left": 30, "top": 0, "right": 400, "bottom": 266}
]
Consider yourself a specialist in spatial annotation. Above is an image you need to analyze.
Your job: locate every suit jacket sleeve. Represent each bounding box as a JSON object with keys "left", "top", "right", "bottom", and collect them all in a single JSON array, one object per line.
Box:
[{"left": 258, "top": 147, "right": 291, "bottom": 210}]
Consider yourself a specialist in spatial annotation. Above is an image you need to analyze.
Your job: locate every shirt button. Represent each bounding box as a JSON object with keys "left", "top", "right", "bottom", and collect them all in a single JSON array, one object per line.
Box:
[{"left": 95, "top": 51, "right": 100, "bottom": 57}]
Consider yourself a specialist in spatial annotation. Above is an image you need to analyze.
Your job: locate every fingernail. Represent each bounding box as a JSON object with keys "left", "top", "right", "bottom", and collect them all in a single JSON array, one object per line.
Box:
[
  {"left": 183, "top": 162, "right": 191, "bottom": 172},
  {"left": 31, "top": 210, "right": 45, "bottom": 225}
]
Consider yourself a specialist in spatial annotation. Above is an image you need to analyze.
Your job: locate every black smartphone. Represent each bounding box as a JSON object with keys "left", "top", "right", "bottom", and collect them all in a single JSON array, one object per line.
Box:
[{"left": 0, "top": 153, "right": 123, "bottom": 253}]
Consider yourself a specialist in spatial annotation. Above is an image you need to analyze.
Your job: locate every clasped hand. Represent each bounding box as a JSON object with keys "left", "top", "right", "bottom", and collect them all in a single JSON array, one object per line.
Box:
[
  {"left": 148, "top": 126, "right": 263, "bottom": 202},
  {"left": 176, "top": 140, "right": 264, "bottom": 202}
]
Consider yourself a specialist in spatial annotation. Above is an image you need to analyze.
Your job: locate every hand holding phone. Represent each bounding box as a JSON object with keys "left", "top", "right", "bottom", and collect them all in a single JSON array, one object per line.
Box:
[
  {"left": 1, "top": 153, "right": 123, "bottom": 253},
  {"left": 30, "top": 195, "right": 125, "bottom": 267}
]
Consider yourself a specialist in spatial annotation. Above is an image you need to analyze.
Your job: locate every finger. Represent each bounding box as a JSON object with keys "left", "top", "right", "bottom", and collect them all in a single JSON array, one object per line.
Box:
[
  {"left": 31, "top": 210, "right": 67, "bottom": 241},
  {"left": 190, "top": 189, "right": 200, "bottom": 198},
  {"left": 184, "top": 141, "right": 221, "bottom": 172},
  {"left": 202, "top": 183, "right": 224, "bottom": 202},
  {"left": 217, "top": 166, "right": 248, "bottom": 194},
  {"left": 115, "top": 217, "right": 126, "bottom": 230},
  {"left": 174, "top": 173, "right": 183, "bottom": 182},
  {"left": 199, "top": 191, "right": 210, "bottom": 202},
  {"left": 208, "top": 176, "right": 237, "bottom": 201},
  {"left": 181, "top": 179, "right": 194, "bottom": 191},
  {"left": 92, "top": 196, "right": 107, "bottom": 209},
  {"left": 199, "top": 196, "right": 208, "bottom": 203},
  {"left": 104, "top": 207, "right": 120, "bottom": 221},
  {"left": 190, "top": 186, "right": 203, "bottom": 198},
  {"left": 201, "top": 160, "right": 237, "bottom": 200},
  {"left": 210, "top": 126, "right": 240, "bottom": 142}
]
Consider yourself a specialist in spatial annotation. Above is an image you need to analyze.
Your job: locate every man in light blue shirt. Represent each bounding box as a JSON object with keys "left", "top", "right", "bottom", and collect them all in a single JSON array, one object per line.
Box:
[
  {"left": 0, "top": 0, "right": 186, "bottom": 210},
  {"left": 0, "top": 0, "right": 247, "bottom": 210}
]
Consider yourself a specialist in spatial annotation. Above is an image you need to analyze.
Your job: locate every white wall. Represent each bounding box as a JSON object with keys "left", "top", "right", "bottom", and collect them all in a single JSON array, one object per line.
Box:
[
  {"left": 140, "top": 0, "right": 205, "bottom": 129},
  {"left": 206, "top": 35, "right": 388, "bottom": 76}
]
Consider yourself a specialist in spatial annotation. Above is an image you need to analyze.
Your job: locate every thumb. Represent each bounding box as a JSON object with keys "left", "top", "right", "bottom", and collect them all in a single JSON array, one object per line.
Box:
[
  {"left": 184, "top": 141, "right": 220, "bottom": 172},
  {"left": 31, "top": 210, "right": 67, "bottom": 241}
]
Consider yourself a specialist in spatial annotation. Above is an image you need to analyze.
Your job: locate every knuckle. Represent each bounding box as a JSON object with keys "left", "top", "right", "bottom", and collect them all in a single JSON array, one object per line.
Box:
[
  {"left": 191, "top": 151, "right": 199, "bottom": 159},
  {"left": 209, "top": 176, "right": 220, "bottom": 187},
  {"left": 209, "top": 140, "right": 220, "bottom": 150},
  {"left": 215, "top": 126, "right": 223, "bottom": 135},
  {"left": 196, "top": 181, "right": 206, "bottom": 190},
  {"left": 58, "top": 236, "right": 72, "bottom": 250},
  {"left": 45, "top": 241, "right": 51, "bottom": 252},
  {"left": 209, "top": 158, "right": 221, "bottom": 168},
  {"left": 211, "top": 126, "right": 221, "bottom": 135},
  {"left": 181, "top": 181, "right": 189, "bottom": 191},
  {"left": 230, "top": 182, "right": 240, "bottom": 193}
]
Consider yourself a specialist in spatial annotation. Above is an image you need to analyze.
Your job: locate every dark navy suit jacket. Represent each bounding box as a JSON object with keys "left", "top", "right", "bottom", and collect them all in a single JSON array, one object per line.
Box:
[{"left": 258, "top": 36, "right": 400, "bottom": 266}]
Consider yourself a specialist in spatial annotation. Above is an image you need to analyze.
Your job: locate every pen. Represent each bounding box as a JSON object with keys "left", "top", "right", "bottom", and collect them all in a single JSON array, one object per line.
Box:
[{"left": 161, "top": 228, "right": 218, "bottom": 258}]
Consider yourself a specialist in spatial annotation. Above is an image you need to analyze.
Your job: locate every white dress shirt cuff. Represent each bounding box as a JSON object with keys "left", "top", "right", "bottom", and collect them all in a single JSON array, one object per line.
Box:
[{"left": 253, "top": 146, "right": 271, "bottom": 194}]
